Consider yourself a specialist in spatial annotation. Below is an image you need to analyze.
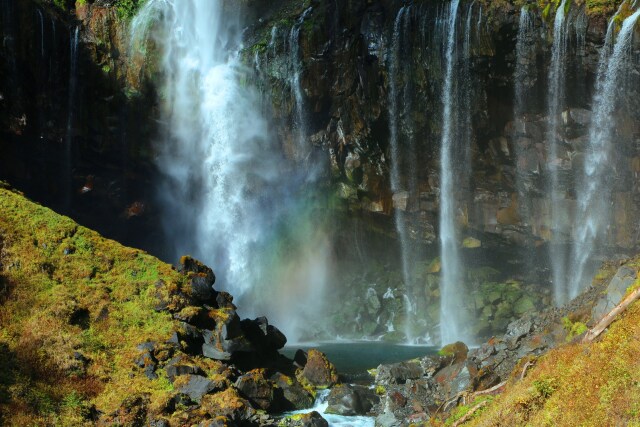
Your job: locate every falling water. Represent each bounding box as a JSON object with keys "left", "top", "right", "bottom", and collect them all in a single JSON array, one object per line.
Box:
[
  {"left": 513, "top": 8, "right": 537, "bottom": 218},
  {"left": 131, "top": 0, "right": 331, "bottom": 341},
  {"left": 439, "top": 0, "right": 468, "bottom": 345},
  {"left": 64, "top": 26, "right": 80, "bottom": 212},
  {"left": 36, "top": 9, "right": 45, "bottom": 58},
  {"left": 288, "top": 8, "right": 313, "bottom": 161},
  {"left": 545, "top": 0, "right": 570, "bottom": 305},
  {"left": 387, "top": 6, "right": 416, "bottom": 343},
  {"left": 569, "top": 8, "right": 640, "bottom": 299}
]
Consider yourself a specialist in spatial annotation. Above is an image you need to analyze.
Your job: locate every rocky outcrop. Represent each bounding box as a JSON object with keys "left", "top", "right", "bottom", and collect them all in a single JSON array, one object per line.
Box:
[
  {"left": 0, "top": 184, "right": 336, "bottom": 426},
  {"left": 371, "top": 258, "right": 640, "bottom": 425}
]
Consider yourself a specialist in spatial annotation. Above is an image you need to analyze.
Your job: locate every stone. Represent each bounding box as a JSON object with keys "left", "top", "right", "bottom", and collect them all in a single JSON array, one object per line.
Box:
[
  {"left": 434, "top": 363, "right": 471, "bottom": 399},
  {"left": 271, "top": 372, "right": 314, "bottom": 410},
  {"left": 375, "top": 360, "right": 423, "bottom": 385},
  {"left": 179, "top": 256, "right": 217, "bottom": 304},
  {"left": 438, "top": 341, "right": 468, "bottom": 364},
  {"left": 200, "top": 388, "right": 256, "bottom": 422},
  {"left": 462, "top": 237, "right": 481, "bottom": 248},
  {"left": 504, "top": 317, "right": 533, "bottom": 348},
  {"left": 175, "top": 375, "right": 225, "bottom": 403},
  {"left": 299, "top": 349, "right": 338, "bottom": 388},
  {"left": 164, "top": 355, "right": 205, "bottom": 382},
  {"left": 513, "top": 295, "right": 536, "bottom": 315},
  {"left": 392, "top": 191, "right": 410, "bottom": 211},
  {"left": 279, "top": 411, "right": 328, "bottom": 427},
  {"left": 592, "top": 266, "right": 637, "bottom": 322},
  {"left": 240, "top": 317, "right": 287, "bottom": 352},
  {"left": 234, "top": 369, "right": 274, "bottom": 411},
  {"left": 326, "top": 384, "right": 379, "bottom": 416}
]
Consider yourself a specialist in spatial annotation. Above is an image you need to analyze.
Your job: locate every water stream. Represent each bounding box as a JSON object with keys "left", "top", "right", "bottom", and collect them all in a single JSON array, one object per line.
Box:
[
  {"left": 64, "top": 26, "right": 80, "bottom": 212},
  {"left": 439, "top": 0, "right": 467, "bottom": 345},
  {"left": 569, "top": 7, "right": 640, "bottom": 298},
  {"left": 546, "top": 0, "right": 570, "bottom": 305}
]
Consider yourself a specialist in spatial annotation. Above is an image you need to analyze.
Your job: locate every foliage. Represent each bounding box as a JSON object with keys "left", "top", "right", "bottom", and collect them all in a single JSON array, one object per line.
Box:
[{"left": 561, "top": 316, "right": 588, "bottom": 342}]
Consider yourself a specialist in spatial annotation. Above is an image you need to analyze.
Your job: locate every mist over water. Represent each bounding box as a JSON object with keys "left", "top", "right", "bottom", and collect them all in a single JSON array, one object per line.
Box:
[{"left": 131, "top": 0, "right": 332, "bottom": 342}]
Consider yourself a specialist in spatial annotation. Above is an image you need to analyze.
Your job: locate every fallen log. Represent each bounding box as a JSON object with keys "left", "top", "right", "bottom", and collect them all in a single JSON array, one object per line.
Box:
[
  {"left": 582, "top": 287, "right": 640, "bottom": 343},
  {"left": 452, "top": 400, "right": 489, "bottom": 427}
]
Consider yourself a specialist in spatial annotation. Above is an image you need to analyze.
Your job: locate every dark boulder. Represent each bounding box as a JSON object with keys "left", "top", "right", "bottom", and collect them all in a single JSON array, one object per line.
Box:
[
  {"left": 179, "top": 256, "right": 217, "bottom": 304},
  {"left": 279, "top": 411, "right": 328, "bottom": 427},
  {"left": 234, "top": 369, "right": 274, "bottom": 411},
  {"left": 200, "top": 388, "right": 256, "bottom": 422},
  {"left": 326, "top": 384, "right": 379, "bottom": 416},
  {"left": 174, "top": 374, "right": 226, "bottom": 403},
  {"left": 271, "top": 372, "right": 315, "bottom": 410},
  {"left": 164, "top": 354, "right": 206, "bottom": 382},
  {"left": 240, "top": 316, "right": 287, "bottom": 352},
  {"left": 375, "top": 360, "right": 423, "bottom": 385}
]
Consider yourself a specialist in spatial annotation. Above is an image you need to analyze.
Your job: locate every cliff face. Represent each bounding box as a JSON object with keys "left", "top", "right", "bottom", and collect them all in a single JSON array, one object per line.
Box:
[
  {"left": 0, "top": 0, "right": 160, "bottom": 253},
  {"left": 245, "top": 0, "right": 640, "bottom": 251},
  {"left": 1, "top": 0, "right": 639, "bottom": 342}
]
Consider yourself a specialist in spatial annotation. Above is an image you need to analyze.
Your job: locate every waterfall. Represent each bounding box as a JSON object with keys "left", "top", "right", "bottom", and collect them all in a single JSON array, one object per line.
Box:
[
  {"left": 513, "top": 8, "right": 537, "bottom": 222},
  {"left": 131, "top": 0, "right": 331, "bottom": 342},
  {"left": 388, "top": 6, "right": 411, "bottom": 341},
  {"left": 439, "top": 0, "right": 469, "bottom": 345},
  {"left": 545, "top": 0, "right": 570, "bottom": 305},
  {"left": 569, "top": 8, "right": 640, "bottom": 299},
  {"left": 37, "top": 9, "right": 45, "bottom": 58},
  {"left": 388, "top": 6, "right": 418, "bottom": 343},
  {"left": 288, "top": 8, "right": 313, "bottom": 161},
  {"left": 64, "top": 26, "right": 80, "bottom": 212}
]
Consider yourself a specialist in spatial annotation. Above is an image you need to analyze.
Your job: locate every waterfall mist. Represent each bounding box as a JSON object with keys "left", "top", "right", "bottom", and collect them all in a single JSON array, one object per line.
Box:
[{"left": 131, "top": 0, "right": 332, "bottom": 342}]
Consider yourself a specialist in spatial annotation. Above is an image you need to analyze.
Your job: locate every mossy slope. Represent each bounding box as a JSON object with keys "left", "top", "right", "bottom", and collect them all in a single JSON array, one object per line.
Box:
[
  {"left": 0, "top": 183, "right": 183, "bottom": 425},
  {"left": 460, "top": 269, "right": 640, "bottom": 426}
]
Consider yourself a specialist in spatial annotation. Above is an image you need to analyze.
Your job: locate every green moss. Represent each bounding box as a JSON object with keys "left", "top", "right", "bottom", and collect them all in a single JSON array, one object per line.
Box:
[
  {"left": 562, "top": 316, "right": 588, "bottom": 341},
  {"left": 0, "top": 185, "right": 186, "bottom": 423}
]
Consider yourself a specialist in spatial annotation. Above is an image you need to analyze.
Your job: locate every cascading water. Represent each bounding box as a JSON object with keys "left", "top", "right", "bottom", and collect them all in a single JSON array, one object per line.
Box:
[
  {"left": 569, "top": 7, "right": 640, "bottom": 299},
  {"left": 131, "top": 0, "right": 331, "bottom": 342},
  {"left": 64, "top": 26, "right": 80, "bottom": 212},
  {"left": 288, "top": 8, "right": 313, "bottom": 161},
  {"left": 439, "top": 0, "right": 470, "bottom": 345},
  {"left": 545, "top": 0, "right": 570, "bottom": 305},
  {"left": 36, "top": 9, "right": 44, "bottom": 58},
  {"left": 388, "top": 6, "right": 417, "bottom": 343},
  {"left": 513, "top": 7, "right": 537, "bottom": 222}
]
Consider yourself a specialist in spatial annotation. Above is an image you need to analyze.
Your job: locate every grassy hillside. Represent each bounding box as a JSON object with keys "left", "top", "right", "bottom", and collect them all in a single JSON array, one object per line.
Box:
[
  {"left": 456, "top": 262, "right": 640, "bottom": 426},
  {"left": 0, "top": 183, "right": 185, "bottom": 425}
]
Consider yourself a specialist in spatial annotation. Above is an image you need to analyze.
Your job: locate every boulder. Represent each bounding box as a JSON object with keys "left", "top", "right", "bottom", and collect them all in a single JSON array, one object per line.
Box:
[
  {"left": 240, "top": 317, "right": 287, "bottom": 352},
  {"left": 591, "top": 266, "right": 637, "bottom": 322},
  {"left": 271, "top": 372, "right": 315, "bottom": 410},
  {"left": 326, "top": 384, "right": 379, "bottom": 416},
  {"left": 174, "top": 374, "right": 226, "bottom": 403},
  {"left": 375, "top": 360, "right": 423, "bottom": 385},
  {"left": 438, "top": 341, "right": 468, "bottom": 364},
  {"left": 200, "top": 388, "right": 256, "bottom": 422},
  {"left": 234, "top": 369, "right": 274, "bottom": 411},
  {"left": 164, "top": 355, "right": 205, "bottom": 382},
  {"left": 298, "top": 349, "right": 338, "bottom": 388},
  {"left": 179, "top": 256, "right": 217, "bottom": 304},
  {"left": 279, "top": 411, "right": 328, "bottom": 427}
]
